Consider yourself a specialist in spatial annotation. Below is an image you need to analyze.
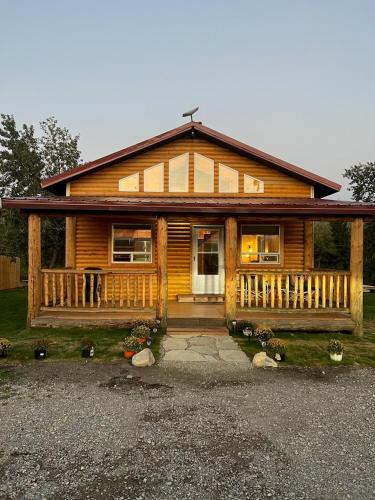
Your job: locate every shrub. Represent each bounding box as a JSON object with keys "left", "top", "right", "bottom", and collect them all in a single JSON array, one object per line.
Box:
[
  {"left": 236, "top": 320, "right": 256, "bottom": 335},
  {"left": 123, "top": 336, "right": 143, "bottom": 353},
  {"left": 131, "top": 325, "right": 151, "bottom": 339},
  {"left": 0, "top": 338, "right": 12, "bottom": 354},
  {"left": 252, "top": 326, "right": 274, "bottom": 342},
  {"left": 131, "top": 319, "right": 159, "bottom": 330},
  {"left": 32, "top": 339, "right": 49, "bottom": 349},
  {"left": 266, "top": 338, "right": 287, "bottom": 358},
  {"left": 81, "top": 337, "right": 95, "bottom": 349},
  {"left": 327, "top": 339, "right": 344, "bottom": 354}
]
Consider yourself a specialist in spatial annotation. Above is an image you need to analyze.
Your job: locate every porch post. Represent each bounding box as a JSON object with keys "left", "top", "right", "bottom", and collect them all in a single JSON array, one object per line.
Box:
[
  {"left": 225, "top": 216, "right": 237, "bottom": 323},
  {"left": 350, "top": 218, "right": 363, "bottom": 336},
  {"left": 28, "top": 214, "right": 41, "bottom": 327},
  {"left": 157, "top": 216, "right": 168, "bottom": 327},
  {"left": 304, "top": 221, "right": 314, "bottom": 270},
  {"left": 65, "top": 217, "right": 76, "bottom": 268}
]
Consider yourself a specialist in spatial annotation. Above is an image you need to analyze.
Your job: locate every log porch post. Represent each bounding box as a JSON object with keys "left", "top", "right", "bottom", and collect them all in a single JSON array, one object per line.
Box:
[
  {"left": 304, "top": 221, "right": 314, "bottom": 270},
  {"left": 28, "top": 214, "right": 41, "bottom": 327},
  {"left": 350, "top": 218, "right": 363, "bottom": 336},
  {"left": 225, "top": 216, "right": 237, "bottom": 323},
  {"left": 157, "top": 216, "right": 168, "bottom": 327},
  {"left": 65, "top": 217, "right": 76, "bottom": 268}
]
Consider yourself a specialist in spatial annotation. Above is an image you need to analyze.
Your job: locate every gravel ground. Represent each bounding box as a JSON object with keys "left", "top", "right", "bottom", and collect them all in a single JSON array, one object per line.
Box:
[{"left": 0, "top": 361, "right": 374, "bottom": 500}]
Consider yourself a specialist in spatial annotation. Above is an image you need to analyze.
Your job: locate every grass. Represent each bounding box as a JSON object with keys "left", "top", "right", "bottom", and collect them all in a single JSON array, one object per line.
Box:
[{"left": 0, "top": 288, "right": 163, "bottom": 363}]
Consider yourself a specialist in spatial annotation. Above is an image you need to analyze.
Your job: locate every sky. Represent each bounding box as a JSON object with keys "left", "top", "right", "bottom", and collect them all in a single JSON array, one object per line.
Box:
[{"left": 1, "top": 0, "right": 374, "bottom": 199}]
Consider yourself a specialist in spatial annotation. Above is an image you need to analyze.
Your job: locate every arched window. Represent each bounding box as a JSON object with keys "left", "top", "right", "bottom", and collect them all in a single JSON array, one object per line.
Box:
[
  {"left": 144, "top": 163, "right": 164, "bottom": 192},
  {"left": 219, "top": 164, "right": 238, "bottom": 193},
  {"left": 244, "top": 174, "right": 264, "bottom": 193},
  {"left": 119, "top": 173, "right": 139, "bottom": 192},
  {"left": 194, "top": 153, "right": 214, "bottom": 192}
]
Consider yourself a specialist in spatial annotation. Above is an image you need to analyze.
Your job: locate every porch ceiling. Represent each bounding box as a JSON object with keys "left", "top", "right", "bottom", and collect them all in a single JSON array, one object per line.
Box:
[{"left": 2, "top": 196, "right": 375, "bottom": 217}]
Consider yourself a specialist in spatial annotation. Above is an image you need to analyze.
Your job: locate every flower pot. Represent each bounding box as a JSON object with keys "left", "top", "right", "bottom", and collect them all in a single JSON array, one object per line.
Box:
[
  {"left": 330, "top": 352, "right": 343, "bottom": 362},
  {"left": 34, "top": 347, "right": 47, "bottom": 360},
  {"left": 124, "top": 350, "right": 135, "bottom": 360},
  {"left": 82, "top": 347, "right": 94, "bottom": 358},
  {"left": 138, "top": 338, "right": 147, "bottom": 345}
]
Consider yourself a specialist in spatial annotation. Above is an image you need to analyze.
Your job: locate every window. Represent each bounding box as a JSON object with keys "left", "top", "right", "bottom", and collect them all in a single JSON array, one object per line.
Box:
[
  {"left": 112, "top": 224, "right": 152, "bottom": 263},
  {"left": 244, "top": 174, "right": 264, "bottom": 193},
  {"left": 119, "top": 173, "right": 139, "bottom": 192},
  {"left": 194, "top": 153, "right": 214, "bottom": 192},
  {"left": 241, "top": 225, "right": 280, "bottom": 264},
  {"left": 169, "top": 153, "right": 189, "bottom": 192},
  {"left": 219, "top": 164, "right": 238, "bottom": 193},
  {"left": 144, "top": 163, "right": 164, "bottom": 192}
]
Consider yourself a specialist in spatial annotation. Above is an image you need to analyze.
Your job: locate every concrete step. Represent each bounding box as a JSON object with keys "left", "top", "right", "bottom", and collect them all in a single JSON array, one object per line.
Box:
[{"left": 167, "top": 327, "right": 229, "bottom": 337}]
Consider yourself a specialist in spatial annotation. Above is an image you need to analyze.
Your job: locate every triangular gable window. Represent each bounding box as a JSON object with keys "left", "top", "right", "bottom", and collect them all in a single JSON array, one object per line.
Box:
[
  {"left": 244, "top": 174, "right": 264, "bottom": 193},
  {"left": 119, "top": 173, "right": 139, "bottom": 192}
]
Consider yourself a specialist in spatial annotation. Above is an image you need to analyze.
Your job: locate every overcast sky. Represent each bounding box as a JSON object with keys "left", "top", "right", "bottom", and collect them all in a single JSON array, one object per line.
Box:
[{"left": 1, "top": 0, "right": 374, "bottom": 199}]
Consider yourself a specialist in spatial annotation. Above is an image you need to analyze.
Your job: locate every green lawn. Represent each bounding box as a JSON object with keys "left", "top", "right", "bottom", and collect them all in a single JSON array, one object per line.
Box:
[{"left": 0, "top": 288, "right": 162, "bottom": 363}]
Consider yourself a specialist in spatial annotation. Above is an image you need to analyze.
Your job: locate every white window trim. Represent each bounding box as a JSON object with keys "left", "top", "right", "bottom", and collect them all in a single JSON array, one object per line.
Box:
[
  {"left": 218, "top": 163, "right": 239, "bottom": 193},
  {"left": 169, "top": 153, "right": 189, "bottom": 192},
  {"left": 144, "top": 163, "right": 164, "bottom": 193},
  {"left": 244, "top": 174, "right": 264, "bottom": 194},
  {"left": 118, "top": 172, "right": 139, "bottom": 192},
  {"left": 240, "top": 224, "right": 281, "bottom": 265},
  {"left": 111, "top": 223, "right": 153, "bottom": 264},
  {"left": 193, "top": 153, "right": 214, "bottom": 193}
]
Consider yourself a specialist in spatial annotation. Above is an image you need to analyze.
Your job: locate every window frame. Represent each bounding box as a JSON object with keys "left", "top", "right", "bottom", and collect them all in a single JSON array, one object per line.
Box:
[
  {"left": 218, "top": 163, "right": 239, "bottom": 193},
  {"left": 111, "top": 223, "right": 153, "bottom": 264},
  {"left": 169, "top": 153, "right": 189, "bottom": 193},
  {"left": 239, "top": 224, "right": 282, "bottom": 266}
]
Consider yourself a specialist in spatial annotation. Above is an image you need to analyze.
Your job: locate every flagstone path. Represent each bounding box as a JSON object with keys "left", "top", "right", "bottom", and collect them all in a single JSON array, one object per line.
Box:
[{"left": 160, "top": 334, "right": 250, "bottom": 365}]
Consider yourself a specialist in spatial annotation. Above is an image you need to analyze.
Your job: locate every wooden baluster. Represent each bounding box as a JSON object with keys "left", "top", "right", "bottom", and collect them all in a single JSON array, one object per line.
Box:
[
  {"left": 60, "top": 274, "right": 64, "bottom": 307},
  {"left": 96, "top": 275, "right": 101, "bottom": 308},
  {"left": 149, "top": 274, "right": 153, "bottom": 307},
  {"left": 75, "top": 274, "right": 78, "bottom": 307},
  {"left": 270, "top": 275, "right": 275, "bottom": 308},
  {"left": 119, "top": 275, "right": 124, "bottom": 307},
  {"left": 293, "top": 276, "right": 299, "bottom": 309},
  {"left": 277, "top": 275, "right": 282, "bottom": 308},
  {"left": 329, "top": 275, "right": 334, "bottom": 308},
  {"left": 343, "top": 274, "right": 348, "bottom": 308},
  {"left": 82, "top": 274, "right": 86, "bottom": 307},
  {"left": 44, "top": 273, "right": 49, "bottom": 306},
  {"left": 336, "top": 275, "right": 340, "bottom": 308},
  {"left": 67, "top": 273, "right": 72, "bottom": 307},
  {"left": 52, "top": 273, "right": 56, "bottom": 307},
  {"left": 307, "top": 275, "right": 312, "bottom": 308},
  {"left": 111, "top": 275, "right": 115, "bottom": 307},
  {"left": 262, "top": 275, "right": 267, "bottom": 308},
  {"left": 254, "top": 275, "right": 258, "bottom": 307},
  {"left": 142, "top": 275, "right": 146, "bottom": 308},
  {"left": 90, "top": 273, "right": 94, "bottom": 308},
  {"left": 240, "top": 274, "right": 245, "bottom": 308},
  {"left": 104, "top": 275, "right": 108, "bottom": 307},
  {"left": 285, "top": 275, "right": 290, "bottom": 308},
  {"left": 299, "top": 275, "right": 304, "bottom": 309},
  {"left": 321, "top": 274, "right": 326, "bottom": 308},
  {"left": 314, "top": 275, "right": 320, "bottom": 309},
  {"left": 134, "top": 275, "right": 138, "bottom": 307},
  {"left": 248, "top": 274, "right": 252, "bottom": 307},
  {"left": 126, "top": 275, "right": 130, "bottom": 307}
]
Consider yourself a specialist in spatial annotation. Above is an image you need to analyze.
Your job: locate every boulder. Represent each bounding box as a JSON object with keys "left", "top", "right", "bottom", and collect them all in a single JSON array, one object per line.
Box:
[
  {"left": 252, "top": 351, "right": 278, "bottom": 368},
  {"left": 132, "top": 348, "right": 155, "bottom": 367}
]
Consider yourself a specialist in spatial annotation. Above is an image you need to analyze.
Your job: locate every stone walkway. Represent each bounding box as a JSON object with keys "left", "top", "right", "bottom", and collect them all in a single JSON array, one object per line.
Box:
[{"left": 160, "top": 334, "right": 250, "bottom": 364}]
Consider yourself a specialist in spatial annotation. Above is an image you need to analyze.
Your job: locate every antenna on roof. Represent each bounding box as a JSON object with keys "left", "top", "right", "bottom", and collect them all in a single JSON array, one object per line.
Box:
[{"left": 182, "top": 106, "right": 199, "bottom": 121}]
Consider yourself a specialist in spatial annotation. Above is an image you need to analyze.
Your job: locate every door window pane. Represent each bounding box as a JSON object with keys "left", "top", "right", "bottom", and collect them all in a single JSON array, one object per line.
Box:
[
  {"left": 219, "top": 164, "right": 238, "bottom": 193},
  {"left": 169, "top": 153, "right": 189, "bottom": 192},
  {"left": 144, "top": 163, "right": 164, "bottom": 192},
  {"left": 241, "top": 225, "right": 280, "bottom": 264},
  {"left": 194, "top": 153, "right": 214, "bottom": 192},
  {"left": 119, "top": 173, "right": 139, "bottom": 192},
  {"left": 198, "top": 254, "right": 219, "bottom": 275},
  {"left": 112, "top": 224, "right": 152, "bottom": 263}
]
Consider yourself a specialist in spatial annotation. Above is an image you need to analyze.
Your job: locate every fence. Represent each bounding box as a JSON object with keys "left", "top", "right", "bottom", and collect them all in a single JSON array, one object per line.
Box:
[{"left": 0, "top": 256, "right": 21, "bottom": 290}]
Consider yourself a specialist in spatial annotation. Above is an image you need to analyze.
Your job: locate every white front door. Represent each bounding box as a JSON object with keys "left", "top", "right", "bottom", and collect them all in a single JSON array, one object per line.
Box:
[{"left": 192, "top": 226, "right": 225, "bottom": 294}]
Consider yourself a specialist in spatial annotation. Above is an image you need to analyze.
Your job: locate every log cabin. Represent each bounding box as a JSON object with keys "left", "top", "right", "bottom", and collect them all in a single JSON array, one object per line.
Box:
[{"left": 2, "top": 121, "right": 375, "bottom": 335}]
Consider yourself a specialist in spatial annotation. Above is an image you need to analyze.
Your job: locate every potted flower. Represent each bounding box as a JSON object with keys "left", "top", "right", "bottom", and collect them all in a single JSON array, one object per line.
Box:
[
  {"left": 123, "top": 336, "right": 142, "bottom": 359},
  {"left": 266, "top": 338, "right": 287, "bottom": 361},
  {"left": 0, "top": 338, "right": 12, "bottom": 358},
  {"left": 327, "top": 339, "right": 344, "bottom": 362},
  {"left": 81, "top": 337, "right": 95, "bottom": 358},
  {"left": 131, "top": 325, "right": 151, "bottom": 346},
  {"left": 32, "top": 339, "right": 49, "bottom": 360},
  {"left": 253, "top": 326, "right": 274, "bottom": 348}
]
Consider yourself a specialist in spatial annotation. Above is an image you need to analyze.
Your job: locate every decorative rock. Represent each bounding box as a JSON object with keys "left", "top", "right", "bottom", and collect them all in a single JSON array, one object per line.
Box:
[
  {"left": 252, "top": 351, "right": 278, "bottom": 368},
  {"left": 131, "top": 348, "right": 155, "bottom": 367}
]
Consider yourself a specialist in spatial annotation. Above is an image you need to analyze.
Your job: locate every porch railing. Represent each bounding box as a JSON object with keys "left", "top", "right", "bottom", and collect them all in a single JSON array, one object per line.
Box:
[
  {"left": 237, "top": 270, "right": 350, "bottom": 310},
  {"left": 41, "top": 269, "right": 157, "bottom": 310}
]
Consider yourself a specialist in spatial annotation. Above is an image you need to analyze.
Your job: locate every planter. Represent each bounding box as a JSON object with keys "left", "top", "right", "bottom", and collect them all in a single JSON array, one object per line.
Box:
[
  {"left": 138, "top": 338, "right": 147, "bottom": 345},
  {"left": 124, "top": 350, "right": 135, "bottom": 360},
  {"left": 82, "top": 347, "right": 94, "bottom": 358},
  {"left": 330, "top": 352, "right": 343, "bottom": 362},
  {"left": 34, "top": 347, "right": 47, "bottom": 360}
]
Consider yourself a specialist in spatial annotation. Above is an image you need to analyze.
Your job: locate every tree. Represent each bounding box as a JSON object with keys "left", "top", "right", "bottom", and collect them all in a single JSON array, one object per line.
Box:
[
  {"left": 344, "top": 162, "right": 375, "bottom": 284},
  {"left": 0, "top": 114, "right": 81, "bottom": 268},
  {"left": 314, "top": 222, "right": 337, "bottom": 269}
]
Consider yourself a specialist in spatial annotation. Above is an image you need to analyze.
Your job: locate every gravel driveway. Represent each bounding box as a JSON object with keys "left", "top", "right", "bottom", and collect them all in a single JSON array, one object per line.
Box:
[{"left": 0, "top": 362, "right": 374, "bottom": 500}]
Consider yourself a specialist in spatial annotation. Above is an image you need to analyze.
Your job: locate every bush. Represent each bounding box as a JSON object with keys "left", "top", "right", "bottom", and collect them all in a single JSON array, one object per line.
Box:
[
  {"left": 0, "top": 338, "right": 12, "bottom": 354},
  {"left": 131, "top": 325, "right": 151, "bottom": 339},
  {"left": 327, "top": 339, "right": 344, "bottom": 354},
  {"left": 123, "top": 336, "right": 143, "bottom": 353},
  {"left": 236, "top": 320, "right": 256, "bottom": 335},
  {"left": 252, "top": 326, "right": 274, "bottom": 342},
  {"left": 131, "top": 319, "right": 159, "bottom": 330},
  {"left": 266, "top": 338, "right": 287, "bottom": 359}
]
